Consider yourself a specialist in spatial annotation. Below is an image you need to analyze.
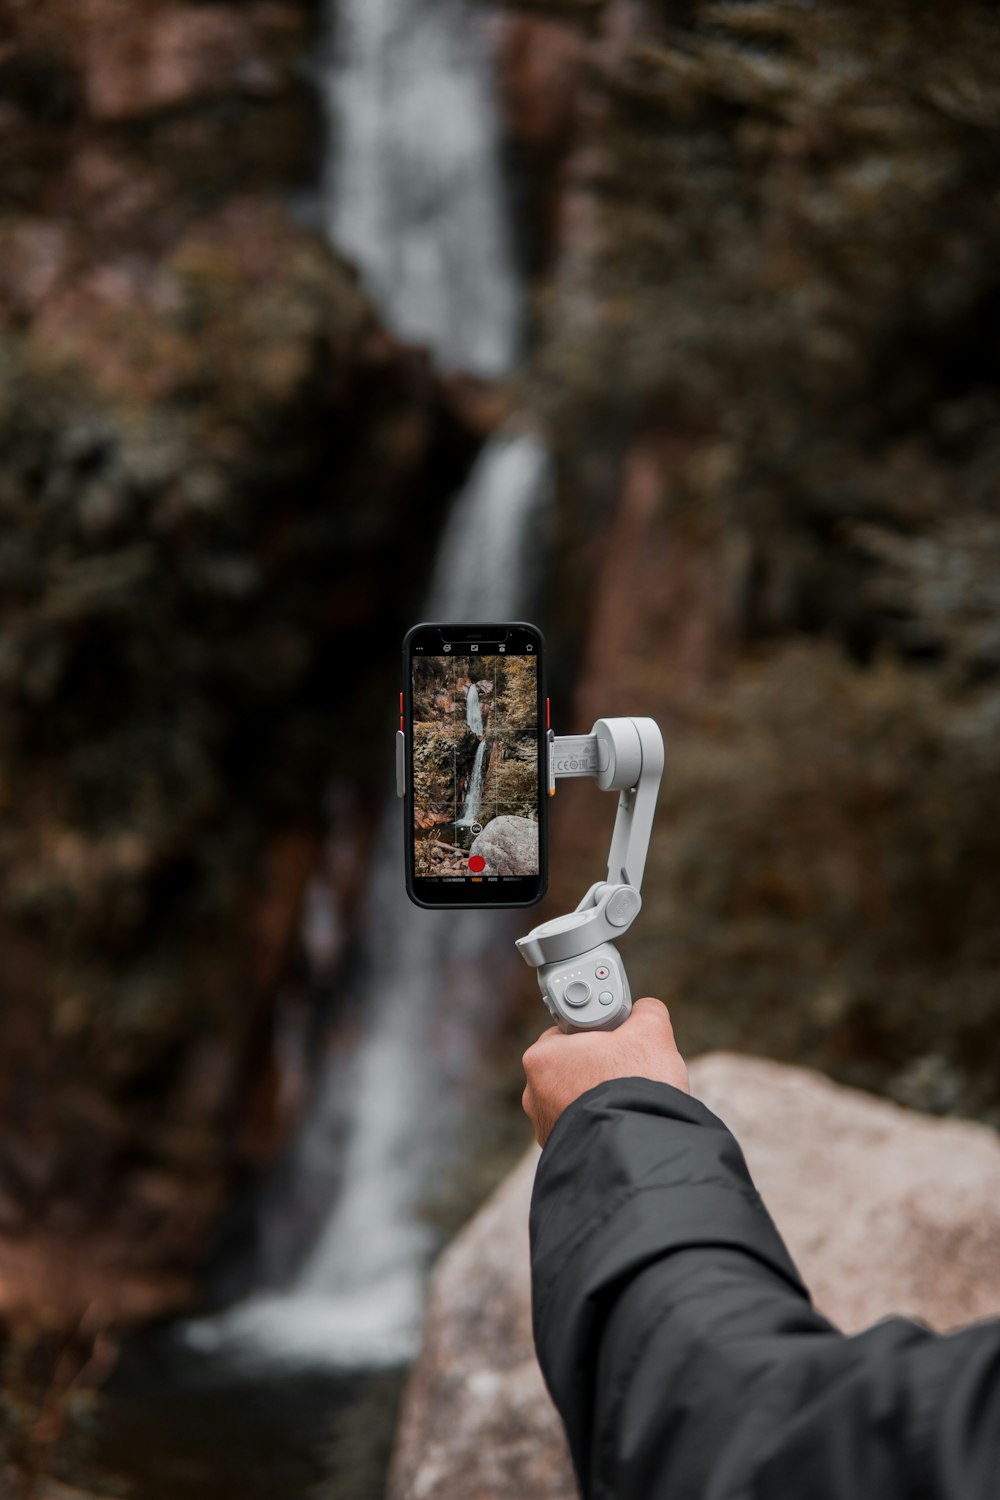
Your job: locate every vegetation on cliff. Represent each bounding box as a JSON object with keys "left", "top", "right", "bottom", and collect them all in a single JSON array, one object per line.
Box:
[
  {"left": 0, "top": 0, "right": 484, "bottom": 1470},
  {"left": 526, "top": 0, "right": 1000, "bottom": 1121}
]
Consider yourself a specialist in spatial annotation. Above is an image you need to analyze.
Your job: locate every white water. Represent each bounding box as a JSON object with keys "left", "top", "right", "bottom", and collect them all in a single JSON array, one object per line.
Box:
[
  {"left": 458, "top": 738, "right": 487, "bottom": 827},
  {"left": 426, "top": 426, "right": 553, "bottom": 618},
  {"left": 321, "top": 0, "right": 521, "bottom": 376},
  {"left": 466, "top": 682, "right": 484, "bottom": 737},
  {"left": 184, "top": 0, "right": 554, "bottom": 1373},
  {"left": 187, "top": 423, "right": 552, "bottom": 1370},
  {"left": 281, "top": 424, "right": 551, "bottom": 1366},
  {"left": 460, "top": 683, "right": 488, "bottom": 826}
]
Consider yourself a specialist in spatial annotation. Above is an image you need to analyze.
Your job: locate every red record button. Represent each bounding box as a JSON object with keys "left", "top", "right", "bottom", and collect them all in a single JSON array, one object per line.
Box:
[{"left": 468, "top": 854, "right": 486, "bottom": 873}]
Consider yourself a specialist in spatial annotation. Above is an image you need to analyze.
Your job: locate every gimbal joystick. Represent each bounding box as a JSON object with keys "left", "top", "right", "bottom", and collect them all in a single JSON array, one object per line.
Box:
[{"left": 517, "top": 717, "right": 664, "bottom": 1032}]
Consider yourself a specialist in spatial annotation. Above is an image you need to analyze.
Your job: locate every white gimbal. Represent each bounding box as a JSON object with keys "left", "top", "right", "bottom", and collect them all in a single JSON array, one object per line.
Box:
[
  {"left": 399, "top": 702, "right": 663, "bottom": 1034},
  {"left": 517, "top": 717, "right": 663, "bottom": 1032}
]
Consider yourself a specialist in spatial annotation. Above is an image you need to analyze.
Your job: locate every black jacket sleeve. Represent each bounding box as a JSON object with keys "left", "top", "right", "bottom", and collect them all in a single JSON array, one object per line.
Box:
[{"left": 529, "top": 1077, "right": 1000, "bottom": 1500}]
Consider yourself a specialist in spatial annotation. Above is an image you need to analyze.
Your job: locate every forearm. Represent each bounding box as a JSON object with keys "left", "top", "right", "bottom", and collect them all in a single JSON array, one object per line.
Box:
[
  {"left": 530, "top": 1079, "right": 1000, "bottom": 1500},
  {"left": 594, "top": 1251, "right": 1000, "bottom": 1500},
  {"left": 530, "top": 1077, "right": 815, "bottom": 1483}
]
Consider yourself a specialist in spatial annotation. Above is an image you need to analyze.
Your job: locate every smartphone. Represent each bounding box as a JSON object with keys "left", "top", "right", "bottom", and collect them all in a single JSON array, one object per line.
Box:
[{"left": 401, "top": 621, "right": 548, "bottom": 908}]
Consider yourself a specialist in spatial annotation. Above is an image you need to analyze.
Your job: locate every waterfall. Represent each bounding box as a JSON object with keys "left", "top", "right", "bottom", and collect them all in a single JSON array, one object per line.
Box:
[
  {"left": 426, "top": 426, "right": 553, "bottom": 618},
  {"left": 321, "top": 0, "right": 521, "bottom": 376},
  {"left": 186, "top": 424, "right": 553, "bottom": 1370},
  {"left": 182, "top": 0, "right": 554, "bottom": 1373},
  {"left": 457, "top": 739, "right": 487, "bottom": 827},
  {"left": 466, "top": 683, "right": 483, "bottom": 737}
]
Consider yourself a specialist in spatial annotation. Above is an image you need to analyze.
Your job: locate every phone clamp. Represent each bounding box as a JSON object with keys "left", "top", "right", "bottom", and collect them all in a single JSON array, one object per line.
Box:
[{"left": 516, "top": 717, "right": 663, "bottom": 1032}]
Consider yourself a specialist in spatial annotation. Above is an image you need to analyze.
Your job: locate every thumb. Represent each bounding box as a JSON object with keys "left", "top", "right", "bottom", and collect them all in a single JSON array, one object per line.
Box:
[{"left": 629, "top": 996, "right": 673, "bottom": 1025}]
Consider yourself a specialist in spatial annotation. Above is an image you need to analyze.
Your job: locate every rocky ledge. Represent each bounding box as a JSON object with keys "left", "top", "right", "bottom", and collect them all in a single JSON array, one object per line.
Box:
[{"left": 388, "top": 1052, "right": 1000, "bottom": 1500}]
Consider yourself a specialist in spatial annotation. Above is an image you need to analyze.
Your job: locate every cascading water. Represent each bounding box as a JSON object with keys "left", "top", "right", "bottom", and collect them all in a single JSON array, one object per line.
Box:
[
  {"left": 458, "top": 740, "right": 487, "bottom": 827},
  {"left": 459, "top": 683, "right": 487, "bottom": 827},
  {"left": 187, "top": 425, "right": 553, "bottom": 1369},
  {"left": 321, "top": 0, "right": 521, "bottom": 376},
  {"left": 466, "top": 682, "right": 484, "bottom": 737},
  {"left": 183, "top": 0, "right": 554, "bottom": 1371},
  {"left": 428, "top": 427, "right": 553, "bottom": 614}
]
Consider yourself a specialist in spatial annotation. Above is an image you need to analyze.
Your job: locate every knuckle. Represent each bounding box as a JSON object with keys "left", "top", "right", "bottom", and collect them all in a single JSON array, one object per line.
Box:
[{"left": 643, "top": 997, "right": 673, "bottom": 1029}]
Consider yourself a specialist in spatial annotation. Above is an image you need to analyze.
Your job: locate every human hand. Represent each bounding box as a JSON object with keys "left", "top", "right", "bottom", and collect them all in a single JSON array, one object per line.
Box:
[{"left": 521, "top": 996, "right": 689, "bottom": 1147}]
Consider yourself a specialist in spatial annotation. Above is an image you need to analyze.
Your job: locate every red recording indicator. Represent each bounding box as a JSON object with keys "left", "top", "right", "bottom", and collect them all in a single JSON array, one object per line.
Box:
[
  {"left": 546, "top": 696, "right": 550, "bottom": 729},
  {"left": 399, "top": 690, "right": 404, "bottom": 732},
  {"left": 468, "top": 854, "right": 486, "bottom": 873}
]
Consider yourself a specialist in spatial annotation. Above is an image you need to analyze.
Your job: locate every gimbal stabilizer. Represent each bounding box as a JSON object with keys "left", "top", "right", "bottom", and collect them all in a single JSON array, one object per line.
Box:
[
  {"left": 517, "top": 717, "right": 663, "bottom": 1032},
  {"left": 400, "top": 698, "right": 663, "bottom": 1032}
]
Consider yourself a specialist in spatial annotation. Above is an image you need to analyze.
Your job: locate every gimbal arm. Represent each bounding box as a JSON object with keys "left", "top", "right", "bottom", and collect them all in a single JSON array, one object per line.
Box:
[{"left": 516, "top": 717, "right": 664, "bottom": 1031}]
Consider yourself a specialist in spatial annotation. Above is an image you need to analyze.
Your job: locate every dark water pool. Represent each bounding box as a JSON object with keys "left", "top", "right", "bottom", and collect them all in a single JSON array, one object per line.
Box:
[{"left": 57, "top": 1334, "right": 407, "bottom": 1500}]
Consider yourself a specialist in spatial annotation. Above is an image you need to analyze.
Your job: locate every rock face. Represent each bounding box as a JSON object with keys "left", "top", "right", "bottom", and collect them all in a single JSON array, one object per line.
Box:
[
  {"left": 0, "top": 0, "right": 481, "bottom": 1363},
  {"left": 498, "top": 0, "right": 1000, "bottom": 1124},
  {"left": 471, "top": 815, "right": 540, "bottom": 875},
  {"left": 388, "top": 1052, "right": 1000, "bottom": 1500}
]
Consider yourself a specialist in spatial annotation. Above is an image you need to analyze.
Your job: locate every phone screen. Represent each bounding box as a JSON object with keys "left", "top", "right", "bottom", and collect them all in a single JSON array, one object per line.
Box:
[{"left": 404, "top": 622, "right": 547, "bottom": 907}]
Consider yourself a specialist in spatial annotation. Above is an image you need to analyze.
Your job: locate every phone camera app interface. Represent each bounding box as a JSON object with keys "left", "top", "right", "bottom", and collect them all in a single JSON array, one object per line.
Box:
[{"left": 411, "top": 643, "right": 539, "bottom": 885}]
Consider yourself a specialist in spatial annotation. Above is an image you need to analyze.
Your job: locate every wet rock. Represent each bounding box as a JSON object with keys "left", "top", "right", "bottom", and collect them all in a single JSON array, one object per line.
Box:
[
  {"left": 389, "top": 1052, "right": 1000, "bottom": 1500},
  {"left": 471, "top": 815, "right": 539, "bottom": 874},
  {"left": 485, "top": 4, "right": 589, "bottom": 277},
  {"left": 489, "top": 11, "right": 583, "bottom": 150}
]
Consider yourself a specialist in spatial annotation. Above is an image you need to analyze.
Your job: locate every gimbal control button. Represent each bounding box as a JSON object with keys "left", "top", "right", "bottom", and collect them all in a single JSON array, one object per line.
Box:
[
  {"left": 594, "top": 965, "right": 610, "bottom": 981},
  {"left": 564, "top": 980, "right": 591, "bottom": 1007},
  {"left": 599, "top": 991, "right": 615, "bottom": 1005},
  {"left": 607, "top": 888, "right": 640, "bottom": 927}
]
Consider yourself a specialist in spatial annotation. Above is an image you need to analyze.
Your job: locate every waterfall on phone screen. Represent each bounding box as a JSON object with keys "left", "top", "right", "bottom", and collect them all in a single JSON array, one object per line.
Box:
[
  {"left": 466, "top": 682, "right": 483, "bottom": 737},
  {"left": 182, "top": 0, "right": 552, "bottom": 1371},
  {"left": 458, "top": 739, "right": 487, "bottom": 826}
]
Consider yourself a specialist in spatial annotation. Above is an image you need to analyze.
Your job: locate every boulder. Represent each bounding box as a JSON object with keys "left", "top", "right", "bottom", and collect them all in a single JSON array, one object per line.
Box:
[
  {"left": 387, "top": 1143, "right": 575, "bottom": 1500},
  {"left": 388, "top": 1052, "right": 1000, "bottom": 1500},
  {"left": 470, "top": 815, "right": 539, "bottom": 875}
]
